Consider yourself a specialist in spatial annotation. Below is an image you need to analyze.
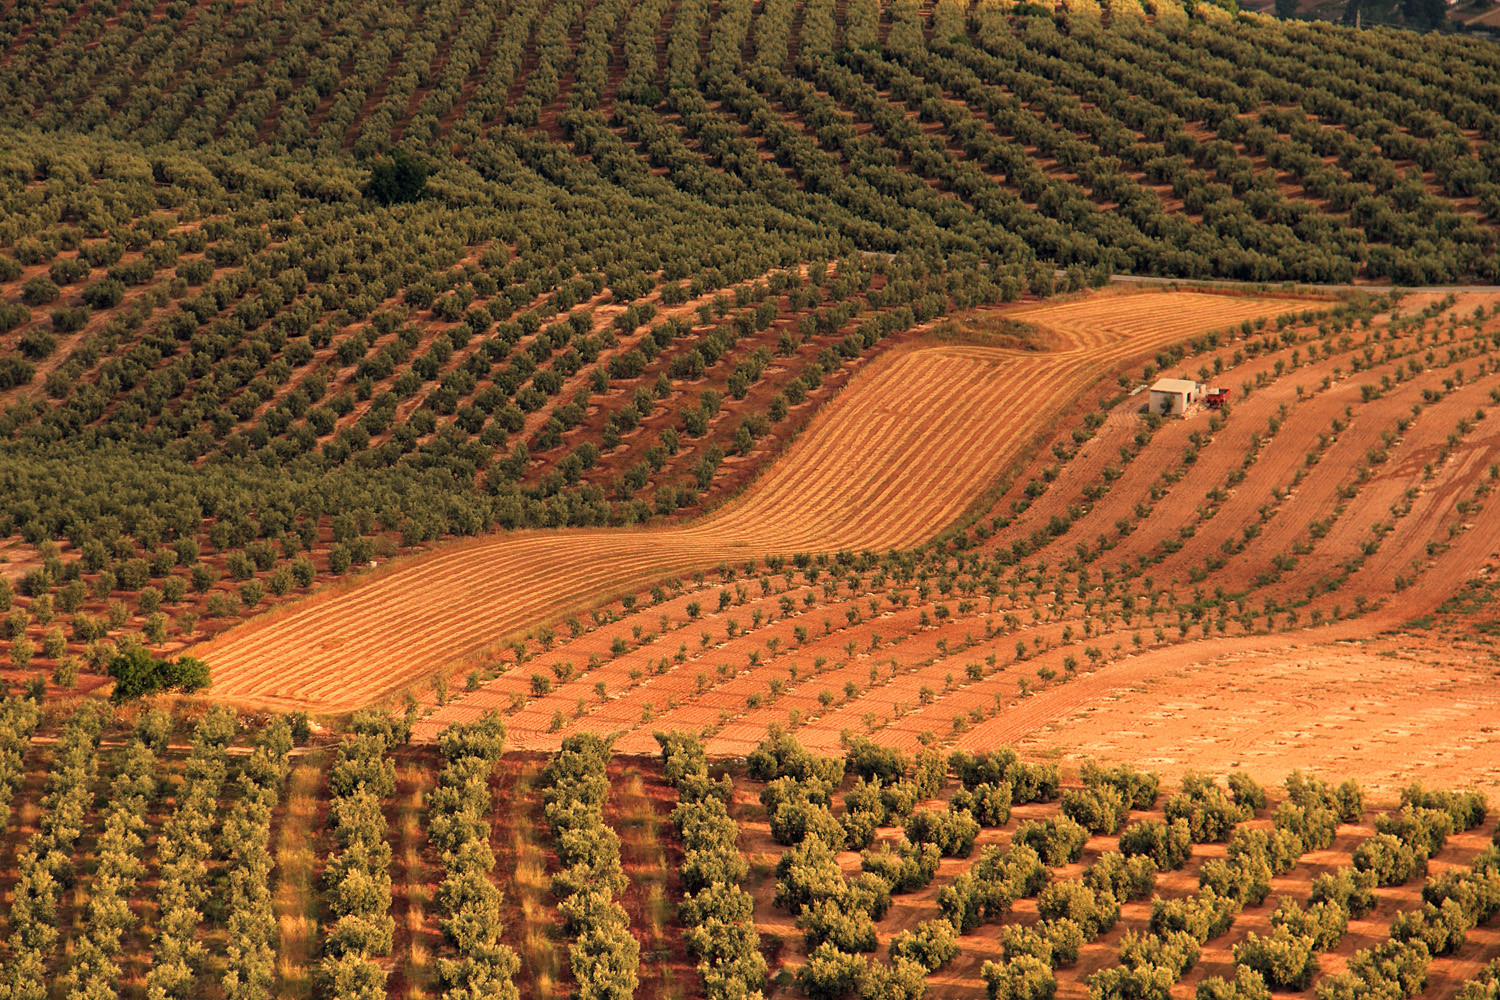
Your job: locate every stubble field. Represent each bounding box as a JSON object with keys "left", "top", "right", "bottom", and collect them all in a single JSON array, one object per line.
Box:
[{"left": 195, "top": 289, "right": 1300, "bottom": 711}]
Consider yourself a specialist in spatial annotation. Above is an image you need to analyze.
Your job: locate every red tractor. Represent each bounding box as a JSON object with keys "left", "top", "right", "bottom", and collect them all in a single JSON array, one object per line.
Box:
[{"left": 1204, "top": 388, "right": 1230, "bottom": 410}]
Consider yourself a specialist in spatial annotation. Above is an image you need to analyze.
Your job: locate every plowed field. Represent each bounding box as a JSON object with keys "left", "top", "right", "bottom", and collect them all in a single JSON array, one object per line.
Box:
[{"left": 196, "top": 290, "right": 1297, "bottom": 710}]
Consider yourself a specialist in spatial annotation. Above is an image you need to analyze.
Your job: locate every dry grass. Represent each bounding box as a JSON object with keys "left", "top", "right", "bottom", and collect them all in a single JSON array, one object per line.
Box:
[
  {"left": 511, "top": 764, "right": 562, "bottom": 996},
  {"left": 397, "top": 762, "right": 435, "bottom": 997},
  {"left": 273, "top": 755, "right": 324, "bottom": 999},
  {"left": 614, "top": 769, "right": 676, "bottom": 988},
  {"left": 645, "top": 882, "right": 669, "bottom": 940}
]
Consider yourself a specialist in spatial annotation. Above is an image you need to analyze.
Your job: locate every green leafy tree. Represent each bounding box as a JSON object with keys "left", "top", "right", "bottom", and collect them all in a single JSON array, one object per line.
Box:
[{"left": 365, "top": 150, "right": 429, "bottom": 205}]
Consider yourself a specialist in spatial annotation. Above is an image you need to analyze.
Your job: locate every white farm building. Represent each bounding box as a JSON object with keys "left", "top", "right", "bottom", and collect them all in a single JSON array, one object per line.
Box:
[{"left": 1148, "top": 378, "right": 1203, "bottom": 416}]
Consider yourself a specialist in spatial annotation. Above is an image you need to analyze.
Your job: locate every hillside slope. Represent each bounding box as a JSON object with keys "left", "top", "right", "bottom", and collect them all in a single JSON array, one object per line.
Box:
[
  {"left": 2, "top": 0, "right": 1500, "bottom": 697},
  {"left": 400, "top": 286, "right": 1500, "bottom": 754},
  {"left": 197, "top": 289, "right": 1296, "bottom": 708}
]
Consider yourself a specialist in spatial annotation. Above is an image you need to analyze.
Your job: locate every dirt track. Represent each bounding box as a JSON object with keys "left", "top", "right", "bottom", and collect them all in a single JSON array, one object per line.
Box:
[{"left": 195, "top": 290, "right": 1298, "bottom": 710}]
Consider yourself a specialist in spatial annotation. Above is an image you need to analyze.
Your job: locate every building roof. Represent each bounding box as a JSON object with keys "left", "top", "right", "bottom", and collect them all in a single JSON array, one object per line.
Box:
[{"left": 1150, "top": 378, "right": 1199, "bottom": 394}]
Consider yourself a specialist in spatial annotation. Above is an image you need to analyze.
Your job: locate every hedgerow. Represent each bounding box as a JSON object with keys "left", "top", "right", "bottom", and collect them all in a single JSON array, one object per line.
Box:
[
  {"left": 319, "top": 714, "right": 401, "bottom": 998},
  {"left": 0, "top": 692, "right": 41, "bottom": 829},
  {"left": 60, "top": 723, "right": 160, "bottom": 1000},
  {"left": 219, "top": 717, "right": 293, "bottom": 1000}
]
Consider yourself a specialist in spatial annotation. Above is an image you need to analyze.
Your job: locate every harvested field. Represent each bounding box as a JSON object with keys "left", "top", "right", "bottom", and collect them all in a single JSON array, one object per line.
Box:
[
  {"left": 995, "top": 634, "right": 1500, "bottom": 797},
  {"left": 197, "top": 289, "right": 1298, "bottom": 711},
  {"left": 398, "top": 288, "right": 1500, "bottom": 807}
]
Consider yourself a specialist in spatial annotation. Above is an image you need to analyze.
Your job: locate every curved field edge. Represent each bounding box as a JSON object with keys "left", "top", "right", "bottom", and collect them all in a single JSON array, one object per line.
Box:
[
  {"left": 408, "top": 288, "right": 1500, "bottom": 760},
  {"left": 192, "top": 289, "right": 1305, "bottom": 711}
]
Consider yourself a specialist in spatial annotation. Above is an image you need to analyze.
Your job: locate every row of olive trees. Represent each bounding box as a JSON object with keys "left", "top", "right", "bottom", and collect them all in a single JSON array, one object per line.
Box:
[
  {"left": 62, "top": 720, "right": 163, "bottom": 1000},
  {"left": 428, "top": 715, "right": 520, "bottom": 1000},
  {"left": 319, "top": 715, "right": 401, "bottom": 998},
  {"left": 542, "top": 733, "right": 640, "bottom": 1000},
  {"left": 0, "top": 701, "right": 109, "bottom": 999},
  {"left": 219, "top": 719, "right": 295, "bottom": 1000},
  {"left": 655, "top": 732, "right": 767, "bottom": 1000},
  {"left": 145, "top": 709, "right": 238, "bottom": 1000},
  {"left": 0, "top": 692, "right": 41, "bottom": 830}
]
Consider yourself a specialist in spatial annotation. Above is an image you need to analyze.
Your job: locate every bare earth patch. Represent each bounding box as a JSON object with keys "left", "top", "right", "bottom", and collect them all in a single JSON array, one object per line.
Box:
[{"left": 998, "top": 633, "right": 1500, "bottom": 800}]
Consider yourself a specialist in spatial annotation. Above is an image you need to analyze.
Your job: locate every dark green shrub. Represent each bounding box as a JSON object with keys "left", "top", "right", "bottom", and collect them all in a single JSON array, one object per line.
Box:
[
  {"left": 1016, "top": 816, "right": 1089, "bottom": 867},
  {"left": 1353, "top": 833, "right": 1426, "bottom": 887},
  {"left": 1233, "top": 928, "right": 1319, "bottom": 990},
  {"left": 1455, "top": 960, "right": 1500, "bottom": 1000},
  {"left": 21, "top": 276, "right": 60, "bottom": 305},
  {"left": 799, "top": 898, "right": 877, "bottom": 953},
  {"left": 798, "top": 942, "right": 865, "bottom": 1000},
  {"left": 1063, "top": 784, "right": 1130, "bottom": 835},
  {"left": 365, "top": 149, "right": 429, "bottom": 205},
  {"left": 107, "top": 647, "right": 211, "bottom": 700},
  {"left": 1390, "top": 900, "right": 1471, "bottom": 957},
  {"left": 1227, "top": 826, "right": 1303, "bottom": 877},
  {"left": 18, "top": 327, "right": 57, "bottom": 359},
  {"left": 1119, "top": 818, "right": 1192, "bottom": 871},
  {"left": 81, "top": 277, "right": 125, "bottom": 309},
  {"left": 50, "top": 306, "right": 89, "bottom": 332}
]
